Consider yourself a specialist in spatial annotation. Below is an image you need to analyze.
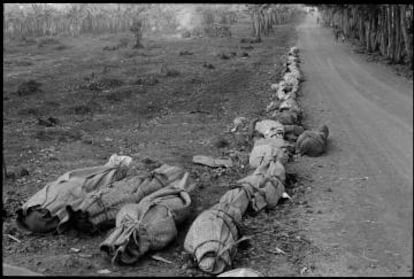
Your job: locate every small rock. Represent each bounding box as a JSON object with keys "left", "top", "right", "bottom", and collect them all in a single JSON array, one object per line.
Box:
[
  {"left": 97, "top": 269, "right": 111, "bottom": 274},
  {"left": 316, "top": 210, "right": 323, "bottom": 214},
  {"left": 70, "top": 248, "right": 81, "bottom": 253}
]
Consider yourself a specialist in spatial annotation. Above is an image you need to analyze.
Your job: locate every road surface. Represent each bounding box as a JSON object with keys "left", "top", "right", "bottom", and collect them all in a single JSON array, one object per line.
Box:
[{"left": 296, "top": 14, "right": 413, "bottom": 276}]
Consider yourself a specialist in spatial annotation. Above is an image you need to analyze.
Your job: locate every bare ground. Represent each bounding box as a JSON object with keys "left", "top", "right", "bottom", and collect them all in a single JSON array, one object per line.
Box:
[
  {"left": 293, "top": 14, "right": 413, "bottom": 277},
  {"left": 3, "top": 14, "right": 412, "bottom": 277},
  {"left": 3, "top": 20, "right": 309, "bottom": 276}
]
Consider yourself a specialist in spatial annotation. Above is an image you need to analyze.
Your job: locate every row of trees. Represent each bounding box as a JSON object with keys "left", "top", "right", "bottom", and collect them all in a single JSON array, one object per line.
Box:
[
  {"left": 3, "top": 4, "right": 243, "bottom": 40},
  {"left": 246, "top": 4, "right": 305, "bottom": 41},
  {"left": 319, "top": 5, "right": 413, "bottom": 68},
  {"left": 3, "top": 4, "right": 190, "bottom": 39}
]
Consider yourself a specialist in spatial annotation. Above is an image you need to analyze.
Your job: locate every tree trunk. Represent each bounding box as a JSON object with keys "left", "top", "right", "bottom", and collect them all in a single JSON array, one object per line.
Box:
[
  {"left": 387, "top": 5, "right": 394, "bottom": 60},
  {"left": 394, "top": 5, "right": 402, "bottom": 63},
  {"left": 366, "top": 12, "right": 372, "bottom": 52},
  {"left": 400, "top": 5, "right": 413, "bottom": 68}
]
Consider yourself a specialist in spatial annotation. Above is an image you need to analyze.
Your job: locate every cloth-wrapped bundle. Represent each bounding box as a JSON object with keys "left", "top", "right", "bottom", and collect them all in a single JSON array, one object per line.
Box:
[
  {"left": 17, "top": 154, "right": 186, "bottom": 234},
  {"left": 283, "top": 72, "right": 300, "bottom": 88},
  {"left": 284, "top": 124, "right": 305, "bottom": 141},
  {"left": 183, "top": 202, "right": 244, "bottom": 275},
  {"left": 279, "top": 98, "right": 301, "bottom": 115},
  {"left": 265, "top": 100, "right": 281, "bottom": 113},
  {"left": 217, "top": 268, "right": 264, "bottom": 277},
  {"left": 99, "top": 173, "right": 192, "bottom": 264},
  {"left": 287, "top": 55, "right": 299, "bottom": 64},
  {"left": 184, "top": 160, "right": 287, "bottom": 275},
  {"left": 237, "top": 160, "right": 286, "bottom": 212},
  {"left": 66, "top": 164, "right": 186, "bottom": 233},
  {"left": 16, "top": 154, "right": 132, "bottom": 233},
  {"left": 254, "top": 120, "right": 284, "bottom": 139},
  {"left": 249, "top": 138, "right": 289, "bottom": 168},
  {"left": 273, "top": 81, "right": 295, "bottom": 101},
  {"left": 272, "top": 109, "right": 300, "bottom": 125},
  {"left": 284, "top": 125, "right": 304, "bottom": 136},
  {"left": 288, "top": 46, "right": 299, "bottom": 56},
  {"left": 296, "top": 125, "right": 329, "bottom": 156}
]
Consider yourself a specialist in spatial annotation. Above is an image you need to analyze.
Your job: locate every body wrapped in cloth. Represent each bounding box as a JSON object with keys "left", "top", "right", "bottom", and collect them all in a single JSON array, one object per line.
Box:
[
  {"left": 296, "top": 125, "right": 329, "bottom": 156},
  {"left": 184, "top": 160, "right": 287, "bottom": 274},
  {"left": 249, "top": 138, "right": 289, "bottom": 168},
  {"left": 17, "top": 154, "right": 186, "bottom": 234},
  {"left": 99, "top": 173, "right": 192, "bottom": 264}
]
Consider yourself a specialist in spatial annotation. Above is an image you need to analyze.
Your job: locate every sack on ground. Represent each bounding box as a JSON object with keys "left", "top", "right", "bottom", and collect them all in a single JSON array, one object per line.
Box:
[
  {"left": 67, "top": 164, "right": 186, "bottom": 233},
  {"left": 16, "top": 154, "right": 131, "bottom": 233},
  {"left": 100, "top": 173, "right": 192, "bottom": 264},
  {"left": 217, "top": 268, "right": 264, "bottom": 277},
  {"left": 183, "top": 202, "right": 243, "bottom": 275},
  {"left": 249, "top": 138, "right": 289, "bottom": 168},
  {"left": 272, "top": 110, "right": 300, "bottom": 125},
  {"left": 17, "top": 155, "right": 186, "bottom": 234},
  {"left": 254, "top": 120, "right": 284, "bottom": 139},
  {"left": 237, "top": 160, "right": 286, "bottom": 211},
  {"left": 296, "top": 125, "right": 329, "bottom": 156}
]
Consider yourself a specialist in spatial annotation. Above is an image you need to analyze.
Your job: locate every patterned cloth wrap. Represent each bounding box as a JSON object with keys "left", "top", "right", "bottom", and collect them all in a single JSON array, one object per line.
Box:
[{"left": 99, "top": 172, "right": 192, "bottom": 264}]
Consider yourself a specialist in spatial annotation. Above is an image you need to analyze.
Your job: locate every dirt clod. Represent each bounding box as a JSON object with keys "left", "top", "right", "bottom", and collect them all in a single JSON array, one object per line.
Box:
[{"left": 16, "top": 80, "right": 43, "bottom": 96}]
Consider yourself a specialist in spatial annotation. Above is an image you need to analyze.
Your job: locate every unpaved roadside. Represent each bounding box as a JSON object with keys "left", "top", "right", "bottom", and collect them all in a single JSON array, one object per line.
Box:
[{"left": 294, "top": 14, "right": 413, "bottom": 276}]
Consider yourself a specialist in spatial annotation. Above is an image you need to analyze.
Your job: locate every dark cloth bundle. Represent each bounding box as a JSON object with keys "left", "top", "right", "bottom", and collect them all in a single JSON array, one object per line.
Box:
[
  {"left": 296, "top": 125, "right": 329, "bottom": 156},
  {"left": 99, "top": 173, "right": 192, "bottom": 264}
]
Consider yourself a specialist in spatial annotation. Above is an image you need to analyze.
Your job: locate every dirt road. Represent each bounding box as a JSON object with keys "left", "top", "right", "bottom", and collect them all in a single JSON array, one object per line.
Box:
[{"left": 296, "top": 14, "right": 413, "bottom": 276}]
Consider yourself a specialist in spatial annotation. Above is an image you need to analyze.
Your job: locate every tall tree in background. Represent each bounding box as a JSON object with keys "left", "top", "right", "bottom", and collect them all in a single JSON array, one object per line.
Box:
[{"left": 319, "top": 4, "right": 413, "bottom": 69}]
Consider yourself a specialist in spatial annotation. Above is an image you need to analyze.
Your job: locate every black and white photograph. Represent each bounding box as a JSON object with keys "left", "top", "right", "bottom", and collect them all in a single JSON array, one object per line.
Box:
[{"left": 2, "top": 3, "right": 413, "bottom": 276}]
